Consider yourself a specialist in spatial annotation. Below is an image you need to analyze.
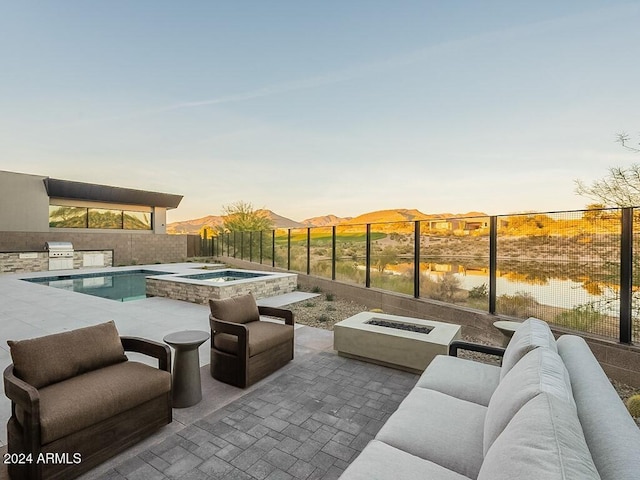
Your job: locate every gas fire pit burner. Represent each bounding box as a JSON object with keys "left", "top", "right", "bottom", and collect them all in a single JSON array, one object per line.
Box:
[{"left": 365, "top": 319, "right": 434, "bottom": 335}]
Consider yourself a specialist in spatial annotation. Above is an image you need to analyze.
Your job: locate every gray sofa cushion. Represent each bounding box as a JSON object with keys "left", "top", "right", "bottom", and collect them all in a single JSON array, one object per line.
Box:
[
  {"left": 415, "top": 355, "right": 500, "bottom": 406},
  {"left": 479, "top": 393, "right": 600, "bottom": 480},
  {"left": 484, "top": 347, "right": 575, "bottom": 454},
  {"left": 558, "top": 335, "right": 640, "bottom": 480},
  {"left": 339, "top": 440, "right": 473, "bottom": 480},
  {"left": 376, "top": 388, "right": 486, "bottom": 479},
  {"left": 8, "top": 320, "right": 127, "bottom": 388},
  {"left": 500, "top": 317, "right": 557, "bottom": 380}
]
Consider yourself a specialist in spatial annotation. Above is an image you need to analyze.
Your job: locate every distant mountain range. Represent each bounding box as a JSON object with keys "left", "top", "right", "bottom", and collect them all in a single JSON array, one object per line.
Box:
[{"left": 167, "top": 208, "right": 487, "bottom": 234}]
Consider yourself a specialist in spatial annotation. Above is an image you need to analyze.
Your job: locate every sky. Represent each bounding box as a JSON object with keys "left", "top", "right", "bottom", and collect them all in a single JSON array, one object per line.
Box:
[{"left": 2, "top": 1, "right": 640, "bottom": 223}]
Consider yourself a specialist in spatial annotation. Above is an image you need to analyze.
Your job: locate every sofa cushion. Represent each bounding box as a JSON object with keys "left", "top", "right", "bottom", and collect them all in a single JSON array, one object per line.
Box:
[
  {"left": 376, "top": 388, "right": 486, "bottom": 479},
  {"left": 557, "top": 335, "right": 640, "bottom": 480},
  {"left": 214, "top": 321, "right": 293, "bottom": 357},
  {"left": 478, "top": 393, "right": 600, "bottom": 480},
  {"left": 7, "top": 321, "right": 127, "bottom": 388},
  {"left": 24, "top": 361, "right": 171, "bottom": 445},
  {"left": 340, "top": 439, "right": 473, "bottom": 480},
  {"left": 484, "top": 347, "right": 574, "bottom": 455},
  {"left": 501, "top": 317, "right": 556, "bottom": 380},
  {"left": 415, "top": 355, "right": 500, "bottom": 406},
  {"left": 209, "top": 293, "right": 260, "bottom": 324}
]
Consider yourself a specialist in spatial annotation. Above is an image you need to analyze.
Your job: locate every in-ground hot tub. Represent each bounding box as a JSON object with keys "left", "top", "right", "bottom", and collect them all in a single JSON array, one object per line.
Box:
[{"left": 146, "top": 268, "right": 298, "bottom": 304}]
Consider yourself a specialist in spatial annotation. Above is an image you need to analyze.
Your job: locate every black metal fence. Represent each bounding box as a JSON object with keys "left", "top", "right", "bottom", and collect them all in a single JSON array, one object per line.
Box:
[{"left": 204, "top": 207, "right": 640, "bottom": 345}]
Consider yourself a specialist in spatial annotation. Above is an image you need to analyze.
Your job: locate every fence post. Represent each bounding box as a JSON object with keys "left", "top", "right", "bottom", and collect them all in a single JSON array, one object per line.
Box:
[
  {"left": 272, "top": 230, "right": 275, "bottom": 268},
  {"left": 287, "top": 229, "right": 291, "bottom": 271},
  {"left": 414, "top": 221, "right": 420, "bottom": 299},
  {"left": 620, "top": 208, "right": 633, "bottom": 344},
  {"left": 366, "top": 224, "right": 371, "bottom": 288},
  {"left": 332, "top": 226, "right": 336, "bottom": 281},
  {"left": 489, "top": 216, "right": 497, "bottom": 314},
  {"left": 249, "top": 232, "right": 253, "bottom": 263},
  {"left": 306, "top": 228, "right": 311, "bottom": 275},
  {"left": 259, "top": 231, "right": 263, "bottom": 264}
]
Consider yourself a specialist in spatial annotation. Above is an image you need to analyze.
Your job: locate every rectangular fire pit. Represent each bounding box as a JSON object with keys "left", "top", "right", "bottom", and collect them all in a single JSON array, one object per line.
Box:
[{"left": 334, "top": 312, "right": 461, "bottom": 373}]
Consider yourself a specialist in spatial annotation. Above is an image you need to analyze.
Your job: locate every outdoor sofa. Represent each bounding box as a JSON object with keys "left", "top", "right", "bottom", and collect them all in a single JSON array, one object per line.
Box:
[
  {"left": 3, "top": 321, "right": 173, "bottom": 480},
  {"left": 340, "top": 318, "right": 640, "bottom": 480}
]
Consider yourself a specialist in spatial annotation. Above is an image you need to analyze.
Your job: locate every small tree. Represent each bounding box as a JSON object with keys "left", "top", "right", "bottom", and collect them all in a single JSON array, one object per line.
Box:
[
  {"left": 575, "top": 132, "right": 640, "bottom": 207},
  {"left": 219, "top": 201, "right": 274, "bottom": 233}
]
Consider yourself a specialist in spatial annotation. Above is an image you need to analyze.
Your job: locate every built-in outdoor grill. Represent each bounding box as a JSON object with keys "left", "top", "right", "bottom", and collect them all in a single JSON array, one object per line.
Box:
[{"left": 45, "top": 241, "right": 74, "bottom": 271}]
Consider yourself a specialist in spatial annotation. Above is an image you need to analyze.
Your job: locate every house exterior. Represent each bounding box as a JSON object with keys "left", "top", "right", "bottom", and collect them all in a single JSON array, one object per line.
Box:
[{"left": 0, "top": 170, "right": 187, "bottom": 270}]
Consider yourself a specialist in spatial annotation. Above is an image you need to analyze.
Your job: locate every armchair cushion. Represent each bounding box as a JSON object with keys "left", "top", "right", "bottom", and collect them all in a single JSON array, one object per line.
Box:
[
  {"left": 214, "top": 321, "right": 294, "bottom": 357},
  {"left": 15, "top": 361, "right": 171, "bottom": 444},
  {"left": 7, "top": 320, "right": 127, "bottom": 389},
  {"left": 500, "top": 317, "right": 557, "bottom": 380},
  {"left": 209, "top": 293, "right": 260, "bottom": 325}
]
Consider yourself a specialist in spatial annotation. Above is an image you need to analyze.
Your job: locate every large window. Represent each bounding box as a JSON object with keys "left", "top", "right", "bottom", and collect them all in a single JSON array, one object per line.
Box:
[{"left": 49, "top": 205, "right": 152, "bottom": 230}]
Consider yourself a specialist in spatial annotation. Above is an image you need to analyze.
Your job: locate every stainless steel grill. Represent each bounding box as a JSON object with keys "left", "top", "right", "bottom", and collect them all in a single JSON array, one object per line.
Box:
[{"left": 45, "top": 242, "right": 74, "bottom": 270}]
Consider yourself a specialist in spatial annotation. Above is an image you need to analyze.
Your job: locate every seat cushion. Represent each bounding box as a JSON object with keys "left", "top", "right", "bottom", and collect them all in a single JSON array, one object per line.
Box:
[
  {"left": 340, "top": 439, "right": 473, "bottom": 480},
  {"left": 376, "top": 388, "right": 486, "bottom": 479},
  {"left": 478, "top": 393, "right": 600, "bottom": 480},
  {"left": 8, "top": 321, "right": 127, "bottom": 388},
  {"left": 214, "top": 321, "right": 293, "bottom": 357},
  {"left": 484, "top": 347, "right": 574, "bottom": 455},
  {"left": 415, "top": 355, "right": 500, "bottom": 406},
  {"left": 34, "top": 361, "right": 171, "bottom": 444},
  {"left": 501, "top": 317, "right": 557, "bottom": 380},
  {"left": 209, "top": 293, "right": 260, "bottom": 324}
]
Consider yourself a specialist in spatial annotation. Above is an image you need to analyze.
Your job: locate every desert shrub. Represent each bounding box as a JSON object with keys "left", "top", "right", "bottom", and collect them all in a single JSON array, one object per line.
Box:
[
  {"left": 317, "top": 314, "right": 330, "bottom": 323},
  {"left": 311, "top": 286, "right": 322, "bottom": 293},
  {"left": 627, "top": 394, "right": 640, "bottom": 418},
  {"left": 553, "top": 304, "right": 603, "bottom": 333},
  {"left": 325, "top": 293, "right": 335, "bottom": 301},
  {"left": 423, "top": 274, "right": 465, "bottom": 303},
  {"left": 496, "top": 291, "right": 536, "bottom": 318},
  {"left": 469, "top": 283, "right": 488, "bottom": 300}
]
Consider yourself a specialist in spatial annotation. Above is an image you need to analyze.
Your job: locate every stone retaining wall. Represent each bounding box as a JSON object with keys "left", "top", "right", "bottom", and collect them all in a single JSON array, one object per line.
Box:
[
  {"left": 147, "top": 272, "right": 297, "bottom": 304},
  {"left": 0, "top": 250, "right": 114, "bottom": 273}
]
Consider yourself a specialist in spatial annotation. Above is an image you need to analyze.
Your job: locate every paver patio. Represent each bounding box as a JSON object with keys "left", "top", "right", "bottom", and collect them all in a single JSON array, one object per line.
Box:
[{"left": 0, "top": 264, "right": 418, "bottom": 480}]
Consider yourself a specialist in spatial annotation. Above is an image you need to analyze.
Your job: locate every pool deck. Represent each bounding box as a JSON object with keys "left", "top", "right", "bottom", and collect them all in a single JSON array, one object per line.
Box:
[
  {"left": 0, "top": 263, "right": 418, "bottom": 479},
  {"left": 0, "top": 264, "right": 316, "bottom": 445}
]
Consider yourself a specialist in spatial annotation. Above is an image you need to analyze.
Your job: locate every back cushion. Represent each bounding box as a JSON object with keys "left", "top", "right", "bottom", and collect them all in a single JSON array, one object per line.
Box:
[
  {"left": 8, "top": 320, "right": 127, "bottom": 388},
  {"left": 501, "top": 317, "right": 557, "bottom": 380},
  {"left": 209, "top": 293, "right": 260, "bottom": 324},
  {"left": 478, "top": 393, "right": 600, "bottom": 480},
  {"left": 484, "top": 347, "right": 574, "bottom": 455}
]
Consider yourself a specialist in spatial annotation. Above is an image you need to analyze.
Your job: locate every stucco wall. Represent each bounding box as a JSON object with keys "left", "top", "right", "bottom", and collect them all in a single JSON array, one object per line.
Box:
[{"left": 0, "top": 171, "right": 49, "bottom": 232}]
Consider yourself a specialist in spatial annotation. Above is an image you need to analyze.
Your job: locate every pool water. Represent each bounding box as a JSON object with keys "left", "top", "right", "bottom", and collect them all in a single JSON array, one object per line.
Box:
[
  {"left": 181, "top": 269, "right": 268, "bottom": 283},
  {"left": 23, "top": 269, "right": 169, "bottom": 302}
]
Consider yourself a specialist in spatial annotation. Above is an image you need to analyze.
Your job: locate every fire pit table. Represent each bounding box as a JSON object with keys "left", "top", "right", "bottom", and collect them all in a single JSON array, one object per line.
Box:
[{"left": 334, "top": 312, "right": 461, "bottom": 373}]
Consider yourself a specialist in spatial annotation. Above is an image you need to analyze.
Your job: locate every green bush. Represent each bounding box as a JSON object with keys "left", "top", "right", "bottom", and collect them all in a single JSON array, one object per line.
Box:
[
  {"left": 325, "top": 293, "right": 335, "bottom": 301},
  {"left": 627, "top": 394, "right": 640, "bottom": 418},
  {"left": 469, "top": 283, "right": 488, "bottom": 300},
  {"left": 496, "top": 292, "right": 536, "bottom": 318},
  {"left": 554, "top": 304, "right": 603, "bottom": 333}
]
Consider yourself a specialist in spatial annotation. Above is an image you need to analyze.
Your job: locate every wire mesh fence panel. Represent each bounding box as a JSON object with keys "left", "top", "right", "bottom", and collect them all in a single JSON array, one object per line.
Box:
[
  {"left": 632, "top": 209, "right": 640, "bottom": 343},
  {"left": 309, "top": 227, "right": 334, "bottom": 279},
  {"left": 273, "top": 229, "right": 289, "bottom": 270},
  {"left": 334, "top": 224, "right": 367, "bottom": 286},
  {"left": 495, "top": 209, "right": 621, "bottom": 340},
  {"left": 418, "top": 217, "right": 490, "bottom": 310},
  {"left": 288, "top": 228, "right": 308, "bottom": 273},
  {"left": 369, "top": 221, "right": 415, "bottom": 295}
]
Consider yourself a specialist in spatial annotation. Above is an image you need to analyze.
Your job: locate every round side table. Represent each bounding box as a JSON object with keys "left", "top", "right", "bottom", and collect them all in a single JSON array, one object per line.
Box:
[
  {"left": 493, "top": 320, "right": 522, "bottom": 347},
  {"left": 163, "top": 330, "right": 210, "bottom": 408}
]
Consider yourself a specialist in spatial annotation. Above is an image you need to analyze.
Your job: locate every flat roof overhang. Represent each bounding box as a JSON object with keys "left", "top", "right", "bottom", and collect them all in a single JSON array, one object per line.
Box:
[{"left": 43, "top": 178, "right": 183, "bottom": 209}]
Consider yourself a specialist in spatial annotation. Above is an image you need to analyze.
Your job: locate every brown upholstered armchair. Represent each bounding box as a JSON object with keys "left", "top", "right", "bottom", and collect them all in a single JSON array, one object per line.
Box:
[
  {"left": 209, "top": 293, "right": 294, "bottom": 388},
  {"left": 3, "top": 321, "right": 172, "bottom": 480}
]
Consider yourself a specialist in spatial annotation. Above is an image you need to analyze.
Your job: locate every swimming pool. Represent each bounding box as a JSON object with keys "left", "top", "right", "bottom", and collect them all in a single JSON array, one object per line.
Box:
[{"left": 23, "top": 269, "right": 170, "bottom": 302}]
